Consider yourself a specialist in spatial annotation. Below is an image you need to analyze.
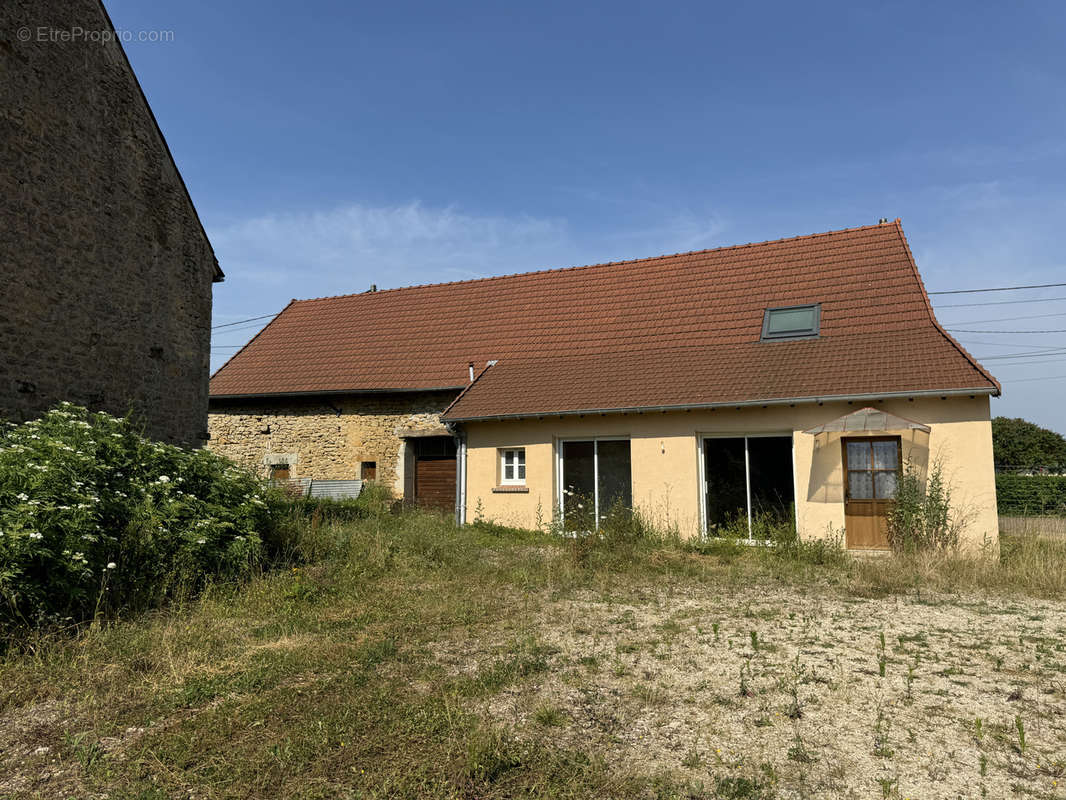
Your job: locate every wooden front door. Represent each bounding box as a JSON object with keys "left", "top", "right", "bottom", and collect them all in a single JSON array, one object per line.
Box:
[{"left": 842, "top": 437, "right": 901, "bottom": 550}]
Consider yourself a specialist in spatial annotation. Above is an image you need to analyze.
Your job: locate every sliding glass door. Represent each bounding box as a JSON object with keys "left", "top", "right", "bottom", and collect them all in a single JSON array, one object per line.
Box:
[
  {"left": 702, "top": 435, "right": 794, "bottom": 539},
  {"left": 560, "top": 439, "right": 632, "bottom": 530}
]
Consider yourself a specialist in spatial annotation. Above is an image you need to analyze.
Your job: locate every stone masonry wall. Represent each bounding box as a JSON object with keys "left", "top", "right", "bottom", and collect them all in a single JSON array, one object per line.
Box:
[
  {"left": 0, "top": 0, "right": 217, "bottom": 445},
  {"left": 207, "top": 392, "right": 457, "bottom": 497}
]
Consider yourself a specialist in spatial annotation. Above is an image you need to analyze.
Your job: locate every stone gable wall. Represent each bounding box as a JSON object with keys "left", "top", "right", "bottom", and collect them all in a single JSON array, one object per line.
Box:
[
  {"left": 0, "top": 0, "right": 217, "bottom": 445},
  {"left": 207, "top": 392, "right": 457, "bottom": 496}
]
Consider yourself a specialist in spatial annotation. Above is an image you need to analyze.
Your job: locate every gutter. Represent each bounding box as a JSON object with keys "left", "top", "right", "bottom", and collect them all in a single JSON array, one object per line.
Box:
[
  {"left": 442, "top": 386, "right": 997, "bottom": 423},
  {"left": 210, "top": 386, "right": 467, "bottom": 401}
]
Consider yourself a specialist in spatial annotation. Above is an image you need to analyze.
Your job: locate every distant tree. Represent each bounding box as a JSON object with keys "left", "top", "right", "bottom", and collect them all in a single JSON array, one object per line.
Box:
[{"left": 991, "top": 417, "right": 1066, "bottom": 470}]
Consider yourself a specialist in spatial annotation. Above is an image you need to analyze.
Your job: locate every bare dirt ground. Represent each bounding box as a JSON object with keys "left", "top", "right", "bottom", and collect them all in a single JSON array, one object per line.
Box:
[{"left": 435, "top": 584, "right": 1066, "bottom": 799}]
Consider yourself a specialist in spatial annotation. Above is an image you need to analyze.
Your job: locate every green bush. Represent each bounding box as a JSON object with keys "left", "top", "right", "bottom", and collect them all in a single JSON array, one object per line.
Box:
[
  {"left": 996, "top": 474, "right": 1066, "bottom": 516},
  {"left": 887, "top": 460, "right": 960, "bottom": 552},
  {"left": 0, "top": 404, "right": 270, "bottom": 631}
]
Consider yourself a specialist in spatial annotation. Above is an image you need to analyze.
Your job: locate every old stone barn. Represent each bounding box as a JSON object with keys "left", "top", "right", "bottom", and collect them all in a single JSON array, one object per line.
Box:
[
  {"left": 1, "top": 0, "right": 222, "bottom": 445},
  {"left": 208, "top": 390, "right": 459, "bottom": 508},
  {"left": 207, "top": 287, "right": 476, "bottom": 507}
]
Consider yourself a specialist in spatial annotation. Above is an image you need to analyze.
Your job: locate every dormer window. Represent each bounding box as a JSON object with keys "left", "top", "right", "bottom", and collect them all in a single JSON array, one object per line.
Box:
[{"left": 761, "top": 304, "right": 821, "bottom": 340}]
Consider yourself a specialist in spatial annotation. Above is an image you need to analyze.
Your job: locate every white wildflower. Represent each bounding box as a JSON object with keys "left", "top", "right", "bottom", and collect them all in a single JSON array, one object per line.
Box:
[
  {"left": 106, "top": 562, "right": 117, "bottom": 570},
  {"left": 15, "top": 492, "right": 28, "bottom": 501},
  {"left": 196, "top": 538, "right": 206, "bottom": 545},
  {"left": 158, "top": 475, "right": 170, "bottom": 483},
  {"left": 29, "top": 531, "right": 44, "bottom": 540}
]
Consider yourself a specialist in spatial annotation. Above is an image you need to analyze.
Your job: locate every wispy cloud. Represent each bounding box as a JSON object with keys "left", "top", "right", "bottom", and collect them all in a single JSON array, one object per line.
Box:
[{"left": 210, "top": 201, "right": 573, "bottom": 295}]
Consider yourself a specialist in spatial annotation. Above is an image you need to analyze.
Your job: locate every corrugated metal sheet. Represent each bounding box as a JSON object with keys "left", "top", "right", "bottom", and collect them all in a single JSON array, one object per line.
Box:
[
  {"left": 307, "top": 479, "right": 364, "bottom": 500},
  {"left": 270, "top": 478, "right": 363, "bottom": 499}
]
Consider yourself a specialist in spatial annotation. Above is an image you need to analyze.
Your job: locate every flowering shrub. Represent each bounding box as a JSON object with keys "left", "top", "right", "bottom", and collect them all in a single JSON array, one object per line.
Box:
[{"left": 0, "top": 404, "right": 270, "bottom": 630}]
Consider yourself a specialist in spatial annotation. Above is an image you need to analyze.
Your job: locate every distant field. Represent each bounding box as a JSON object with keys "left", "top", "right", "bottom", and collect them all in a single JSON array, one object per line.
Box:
[{"left": 1, "top": 515, "right": 1064, "bottom": 799}]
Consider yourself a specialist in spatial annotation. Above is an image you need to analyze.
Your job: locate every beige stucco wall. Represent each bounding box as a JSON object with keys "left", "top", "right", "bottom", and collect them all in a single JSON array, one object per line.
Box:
[
  {"left": 207, "top": 391, "right": 454, "bottom": 497},
  {"left": 462, "top": 396, "right": 999, "bottom": 550}
]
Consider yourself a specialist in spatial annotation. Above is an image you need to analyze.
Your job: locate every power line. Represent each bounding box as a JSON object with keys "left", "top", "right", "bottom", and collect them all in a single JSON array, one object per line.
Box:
[
  {"left": 947, "top": 328, "right": 1066, "bottom": 334},
  {"left": 986, "top": 358, "right": 1066, "bottom": 368},
  {"left": 211, "top": 321, "right": 276, "bottom": 336},
  {"left": 928, "top": 282, "right": 1066, "bottom": 295},
  {"left": 933, "top": 294, "right": 1066, "bottom": 309},
  {"left": 978, "top": 350, "right": 1066, "bottom": 361},
  {"left": 956, "top": 339, "right": 1066, "bottom": 351},
  {"left": 212, "top": 313, "right": 278, "bottom": 330},
  {"left": 940, "top": 310, "right": 1066, "bottom": 327},
  {"left": 1005, "top": 374, "right": 1066, "bottom": 383}
]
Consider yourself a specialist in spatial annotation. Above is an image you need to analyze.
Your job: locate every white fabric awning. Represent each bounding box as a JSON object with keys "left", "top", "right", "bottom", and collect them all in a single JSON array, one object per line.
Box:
[{"left": 803, "top": 406, "right": 931, "bottom": 435}]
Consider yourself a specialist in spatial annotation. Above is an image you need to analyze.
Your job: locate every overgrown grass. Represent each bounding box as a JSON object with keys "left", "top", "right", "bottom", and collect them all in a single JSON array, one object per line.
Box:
[{"left": 1, "top": 508, "right": 1065, "bottom": 798}]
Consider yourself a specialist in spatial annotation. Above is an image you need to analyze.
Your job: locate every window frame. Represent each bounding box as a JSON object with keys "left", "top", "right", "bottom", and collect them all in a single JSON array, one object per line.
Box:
[
  {"left": 760, "top": 303, "right": 821, "bottom": 341},
  {"left": 556, "top": 436, "right": 632, "bottom": 529},
  {"left": 499, "top": 448, "right": 526, "bottom": 486},
  {"left": 698, "top": 433, "right": 797, "bottom": 542},
  {"left": 842, "top": 436, "right": 902, "bottom": 501}
]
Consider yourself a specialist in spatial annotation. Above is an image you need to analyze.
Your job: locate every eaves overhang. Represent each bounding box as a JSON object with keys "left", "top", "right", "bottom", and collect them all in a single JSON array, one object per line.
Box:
[{"left": 441, "top": 386, "right": 998, "bottom": 423}]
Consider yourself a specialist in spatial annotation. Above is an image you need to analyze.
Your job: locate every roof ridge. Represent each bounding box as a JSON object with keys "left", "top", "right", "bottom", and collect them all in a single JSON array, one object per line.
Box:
[
  {"left": 289, "top": 220, "right": 900, "bottom": 304},
  {"left": 890, "top": 220, "right": 1001, "bottom": 395}
]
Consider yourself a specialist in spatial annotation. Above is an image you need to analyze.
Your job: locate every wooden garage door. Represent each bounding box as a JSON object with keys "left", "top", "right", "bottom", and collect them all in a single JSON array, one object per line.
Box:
[
  {"left": 415, "top": 457, "right": 456, "bottom": 510},
  {"left": 412, "top": 437, "right": 457, "bottom": 511}
]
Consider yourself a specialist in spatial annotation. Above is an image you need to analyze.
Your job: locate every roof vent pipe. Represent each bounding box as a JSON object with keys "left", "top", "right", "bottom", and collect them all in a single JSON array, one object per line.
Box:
[{"left": 468, "top": 362, "right": 475, "bottom": 382}]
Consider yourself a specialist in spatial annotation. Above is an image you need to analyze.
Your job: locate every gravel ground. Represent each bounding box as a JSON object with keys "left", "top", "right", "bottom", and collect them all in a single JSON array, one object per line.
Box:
[{"left": 437, "top": 584, "right": 1066, "bottom": 799}]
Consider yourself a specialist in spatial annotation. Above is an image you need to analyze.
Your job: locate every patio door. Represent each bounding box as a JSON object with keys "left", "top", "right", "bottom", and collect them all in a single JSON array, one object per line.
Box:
[
  {"left": 702, "top": 435, "right": 794, "bottom": 540},
  {"left": 560, "top": 439, "right": 631, "bottom": 529},
  {"left": 842, "top": 437, "right": 900, "bottom": 550}
]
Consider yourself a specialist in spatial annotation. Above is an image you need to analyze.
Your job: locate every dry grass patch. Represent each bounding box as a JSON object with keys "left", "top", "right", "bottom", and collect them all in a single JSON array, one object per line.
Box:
[{"left": 1, "top": 514, "right": 1065, "bottom": 798}]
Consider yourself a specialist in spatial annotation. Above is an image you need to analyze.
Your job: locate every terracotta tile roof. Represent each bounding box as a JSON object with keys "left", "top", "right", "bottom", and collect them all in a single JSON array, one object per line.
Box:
[{"left": 209, "top": 220, "right": 999, "bottom": 417}]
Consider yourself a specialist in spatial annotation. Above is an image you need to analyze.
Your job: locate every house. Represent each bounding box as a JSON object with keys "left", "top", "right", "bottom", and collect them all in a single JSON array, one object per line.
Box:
[
  {"left": 1, "top": 0, "right": 222, "bottom": 445},
  {"left": 208, "top": 220, "right": 1001, "bottom": 550}
]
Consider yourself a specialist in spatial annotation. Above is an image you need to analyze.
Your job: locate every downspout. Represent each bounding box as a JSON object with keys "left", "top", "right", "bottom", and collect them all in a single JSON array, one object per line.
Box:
[{"left": 446, "top": 421, "right": 467, "bottom": 526}]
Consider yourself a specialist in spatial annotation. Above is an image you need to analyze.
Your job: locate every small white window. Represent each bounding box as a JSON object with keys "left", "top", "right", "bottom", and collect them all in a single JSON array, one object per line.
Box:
[{"left": 500, "top": 448, "right": 526, "bottom": 485}]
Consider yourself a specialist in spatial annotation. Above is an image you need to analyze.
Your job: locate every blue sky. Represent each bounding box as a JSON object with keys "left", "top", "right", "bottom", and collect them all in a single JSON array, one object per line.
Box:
[{"left": 106, "top": 0, "right": 1066, "bottom": 433}]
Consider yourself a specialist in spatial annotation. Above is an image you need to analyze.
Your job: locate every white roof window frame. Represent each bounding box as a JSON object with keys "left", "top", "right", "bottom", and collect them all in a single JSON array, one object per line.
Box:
[{"left": 761, "top": 303, "right": 822, "bottom": 341}]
